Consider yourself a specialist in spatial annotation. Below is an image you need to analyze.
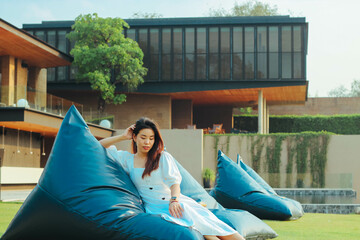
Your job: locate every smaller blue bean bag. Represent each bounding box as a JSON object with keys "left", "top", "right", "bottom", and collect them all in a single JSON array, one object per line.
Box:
[
  {"left": 174, "top": 157, "right": 278, "bottom": 239},
  {"left": 210, "top": 150, "right": 303, "bottom": 220},
  {"left": 237, "top": 154, "right": 304, "bottom": 219}
]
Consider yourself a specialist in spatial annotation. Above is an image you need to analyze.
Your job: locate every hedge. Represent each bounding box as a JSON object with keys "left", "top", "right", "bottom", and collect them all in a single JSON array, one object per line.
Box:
[{"left": 233, "top": 114, "right": 360, "bottom": 134}]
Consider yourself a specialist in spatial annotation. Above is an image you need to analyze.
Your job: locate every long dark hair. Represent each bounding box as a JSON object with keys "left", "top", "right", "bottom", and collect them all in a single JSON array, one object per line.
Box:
[{"left": 132, "top": 117, "right": 164, "bottom": 178}]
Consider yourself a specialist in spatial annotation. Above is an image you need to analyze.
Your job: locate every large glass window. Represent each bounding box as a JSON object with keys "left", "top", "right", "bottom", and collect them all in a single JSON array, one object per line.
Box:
[
  {"left": 57, "top": 30, "right": 67, "bottom": 52},
  {"left": 149, "top": 29, "right": 159, "bottom": 80},
  {"left": 162, "top": 28, "right": 171, "bottom": 80},
  {"left": 185, "top": 28, "right": 195, "bottom": 80},
  {"left": 209, "top": 27, "right": 219, "bottom": 80},
  {"left": 57, "top": 66, "right": 67, "bottom": 81},
  {"left": 293, "top": 26, "right": 303, "bottom": 78},
  {"left": 47, "top": 68, "right": 56, "bottom": 82},
  {"left": 47, "top": 31, "right": 56, "bottom": 47},
  {"left": 233, "top": 27, "right": 243, "bottom": 80},
  {"left": 126, "top": 29, "right": 136, "bottom": 40},
  {"left": 269, "top": 26, "right": 279, "bottom": 78},
  {"left": 281, "top": 26, "right": 292, "bottom": 78},
  {"left": 196, "top": 28, "right": 206, "bottom": 80},
  {"left": 138, "top": 29, "right": 149, "bottom": 80},
  {"left": 257, "top": 26, "right": 267, "bottom": 79},
  {"left": 220, "top": 27, "right": 230, "bottom": 80},
  {"left": 34, "top": 31, "right": 45, "bottom": 41},
  {"left": 244, "top": 27, "right": 254, "bottom": 79},
  {"left": 173, "top": 28, "right": 182, "bottom": 80}
]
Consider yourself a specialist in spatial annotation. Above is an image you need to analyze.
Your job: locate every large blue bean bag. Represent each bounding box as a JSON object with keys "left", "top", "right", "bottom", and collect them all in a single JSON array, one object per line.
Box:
[
  {"left": 174, "top": 158, "right": 278, "bottom": 239},
  {"left": 210, "top": 150, "right": 303, "bottom": 220},
  {"left": 1, "top": 106, "right": 203, "bottom": 240}
]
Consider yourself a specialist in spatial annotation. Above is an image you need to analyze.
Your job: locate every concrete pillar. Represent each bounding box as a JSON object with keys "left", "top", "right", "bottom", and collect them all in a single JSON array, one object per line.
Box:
[
  {"left": 266, "top": 106, "right": 270, "bottom": 134},
  {"left": 15, "top": 59, "right": 28, "bottom": 104},
  {"left": 258, "top": 90, "right": 264, "bottom": 134},
  {"left": 0, "top": 56, "right": 15, "bottom": 106},
  {"left": 28, "top": 67, "right": 47, "bottom": 110}
]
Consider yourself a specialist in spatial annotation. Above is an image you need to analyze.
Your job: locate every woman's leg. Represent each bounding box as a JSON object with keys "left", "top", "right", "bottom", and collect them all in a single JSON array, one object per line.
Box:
[
  {"left": 204, "top": 235, "right": 220, "bottom": 240},
  {"left": 218, "top": 232, "right": 245, "bottom": 240}
]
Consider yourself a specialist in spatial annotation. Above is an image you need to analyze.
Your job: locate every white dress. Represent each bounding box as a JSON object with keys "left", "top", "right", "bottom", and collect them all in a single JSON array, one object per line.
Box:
[{"left": 107, "top": 146, "right": 237, "bottom": 236}]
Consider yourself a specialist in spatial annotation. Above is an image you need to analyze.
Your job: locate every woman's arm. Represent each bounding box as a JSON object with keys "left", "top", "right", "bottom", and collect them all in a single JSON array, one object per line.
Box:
[
  {"left": 169, "top": 184, "right": 184, "bottom": 218},
  {"left": 99, "top": 125, "right": 134, "bottom": 148}
]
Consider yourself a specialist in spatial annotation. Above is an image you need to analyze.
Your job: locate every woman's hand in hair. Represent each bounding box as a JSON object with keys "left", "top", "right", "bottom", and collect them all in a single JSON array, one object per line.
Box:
[{"left": 122, "top": 124, "right": 135, "bottom": 140}]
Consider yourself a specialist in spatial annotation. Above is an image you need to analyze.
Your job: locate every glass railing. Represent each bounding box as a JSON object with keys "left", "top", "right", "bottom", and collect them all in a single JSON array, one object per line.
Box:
[{"left": 0, "top": 86, "right": 114, "bottom": 128}]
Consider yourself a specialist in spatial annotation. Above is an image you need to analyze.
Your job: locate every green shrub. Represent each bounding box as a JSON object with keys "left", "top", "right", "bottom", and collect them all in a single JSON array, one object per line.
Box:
[{"left": 234, "top": 114, "right": 360, "bottom": 134}]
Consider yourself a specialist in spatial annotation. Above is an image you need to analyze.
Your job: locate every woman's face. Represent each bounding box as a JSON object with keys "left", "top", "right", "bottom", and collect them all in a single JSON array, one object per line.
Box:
[{"left": 134, "top": 128, "right": 155, "bottom": 155}]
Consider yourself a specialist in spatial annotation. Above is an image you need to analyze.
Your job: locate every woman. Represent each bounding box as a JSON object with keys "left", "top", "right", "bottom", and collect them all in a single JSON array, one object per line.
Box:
[{"left": 100, "top": 117, "right": 244, "bottom": 240}]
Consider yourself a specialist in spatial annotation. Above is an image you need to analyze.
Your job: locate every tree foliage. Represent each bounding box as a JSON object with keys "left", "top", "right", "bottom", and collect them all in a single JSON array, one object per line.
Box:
[
  {"left": 209, "top": 0, "right": 279, "bottom": 17},
  {"left": 131, "top": 12, "right": 163, "bottom": 19},
  {"left": 328, "top": 79, "right": 360, "bottom": 97},
  {"left": 67, "top": 13, "right": 147, "bottom": 106}
]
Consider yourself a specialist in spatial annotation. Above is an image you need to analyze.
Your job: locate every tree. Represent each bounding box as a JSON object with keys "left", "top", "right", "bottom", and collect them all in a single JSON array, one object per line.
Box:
[
  {"left": 67, "top": 13, "right": 147, "bottom": 110},
  {"left": 328, "top": 79, "right": 360, "bottom": 97},
  {"left": 131, "top": 12, "right": 163, "bottom": 19},
  {"left": 209, "top": 0, "right": 279, "bottom": 17}
]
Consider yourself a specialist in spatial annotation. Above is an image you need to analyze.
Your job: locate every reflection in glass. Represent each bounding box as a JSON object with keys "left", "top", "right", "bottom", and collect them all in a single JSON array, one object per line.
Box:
[
  {"left": 294, "top": 53, "right": 302, "bottom": 78},
  {"left": 281, "top": 26, "right": 291, "bottom": 52},
  {"left": 35, "top": 31, "right": 45, "bottom": 41},
  {"left": 233, "top": 27, "right": 243, "bottom": 53},
  {"left": 185, "top": 28, "right": 195, "bottom": 54},
  {"left": 57, "top": 66, "right": 67, "bottom": 81},
  {"left": 197, "top": 28, "right": 206, "bottom": 53},
  {"left": 126, "top": 29, "right": 136, "bottom": 40},
  {"left": 209, "top": 53, "right": 219, "bottom": 80},
  {"left": 282, "top": 53, "right": 291, "bottom": 78},
  {"left": 149, "top": 54, "right": 159, "bottom": 80},
  {"left": 269, "top": 27, "right": 278, "bottom": 52},
  {"left": 257, "top": 53, "right": 267, "bottom": 79},
  {"left": 245, "top": 53, "right": 254, "bottom": 79},
  {"left": 70, "top": 66, "right": 78, "bottom": 80},
  {"left": 57, "top": 30, "right": 67, "bottom": 52},
  {"left": 174, "top": 28, "right": 182, "bottom": 54},
  {"left": 138, "top": 29, "right": 148, "bottom": 52},
  {"left": 244, "top": 27, "right": 254, "bottom": 52},
  {"left": 150, "top": 29, "right": 159, "bottom": 53},
  {"left": 269, "top": 53, "right": 278, "bottom": 79},
  {"left": 221, "top": 54, "right": 230, "bottom": 79},
  {"left": 197, "top": 54, "right": 206, "bottom": 80},
  {"left": 185, "top": 54, "right": 195, "bottom": 80},
  {"left": 233, "top": 53, "right": 243, "bottom": 80},
  {"left": 257, "top": 27, "right": 267, "bottom": 52},
  {"left": 162, "top": 28, "right": 171, "bottom": 54},
  {"left": 293, "top": 26, "right": 302, "bottom": 52},
  {"left": 209, "top": 28, "right": 219, "bottom": 53},
  {"left": 47, "top": 68, "right": 56, "bottom": 82},
  {"left": 47, "top": 31, "right": 56, "bottom": 47},
  {"left": 221, "top": 28, "right": 230, "bottom": 53},
  {"left": 174, "top": 54, "right": 182, "bottom": 80},
  {"left": 162, "top": 54, "right": 171, "bottom": 80}
]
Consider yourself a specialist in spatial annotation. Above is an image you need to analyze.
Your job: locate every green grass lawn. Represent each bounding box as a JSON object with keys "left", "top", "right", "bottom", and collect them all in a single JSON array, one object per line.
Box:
[{"left": 0, "top": 202, "right": 359, "bottom": 239}]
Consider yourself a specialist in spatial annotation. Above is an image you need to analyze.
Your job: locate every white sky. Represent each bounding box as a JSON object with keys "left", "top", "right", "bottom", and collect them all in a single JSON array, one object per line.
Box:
[{"left": 1, "top": 0, "right": 360, "bottom": 97}]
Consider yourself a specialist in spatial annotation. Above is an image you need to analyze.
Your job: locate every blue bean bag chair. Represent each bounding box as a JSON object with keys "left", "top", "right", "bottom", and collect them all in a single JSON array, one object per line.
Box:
[
  {"left": 237, "top": 154, "right": 304, "bottom": 219},
  {"left": 1, "top": 105, "right": 203, "bottom": 240},
  {"left": 210, "top": 150, "right": 303, "bottom": 220},
  {"left": 174, "top": 158, "right": 278, "bottom": 239}
]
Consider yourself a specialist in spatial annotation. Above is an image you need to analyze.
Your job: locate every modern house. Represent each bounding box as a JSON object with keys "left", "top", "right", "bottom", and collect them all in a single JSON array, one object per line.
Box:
[
  {"left": 0, "top": 19, "right": 114, "bottom": 191},
  {"left": 23, "top": 16, "right": 309, "bottom": 134}
]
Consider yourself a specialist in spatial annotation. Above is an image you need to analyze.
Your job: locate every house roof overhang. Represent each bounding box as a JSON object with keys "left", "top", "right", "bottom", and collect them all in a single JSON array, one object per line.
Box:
[
  {"left": 0, "top": 18, "right": 72, "bottom": 68},
  {"left": 0, "top": 107, "right": 114, "bottom": 139}
]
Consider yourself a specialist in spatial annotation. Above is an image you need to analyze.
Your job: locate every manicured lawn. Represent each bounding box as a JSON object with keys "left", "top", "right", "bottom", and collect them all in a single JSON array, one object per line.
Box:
[
  {"left": 264, "top": 213, "right": 360, "bottom": 240},
  {"left": 0, "top": 202, "right": 359, "bottom": 239},
  {"left": 0, "top": 202, "right": 22, "bottom": 236}
]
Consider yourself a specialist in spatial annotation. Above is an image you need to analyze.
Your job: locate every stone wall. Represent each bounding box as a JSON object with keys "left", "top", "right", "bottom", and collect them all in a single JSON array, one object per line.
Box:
[{"left": 234, "top": 97, "right": 360, "bottom": 116}]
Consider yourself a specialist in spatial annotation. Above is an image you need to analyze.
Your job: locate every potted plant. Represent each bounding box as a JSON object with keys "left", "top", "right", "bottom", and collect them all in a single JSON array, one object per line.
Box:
[{"left": 202, "top": 168, "right": 215, "bottom": 188}]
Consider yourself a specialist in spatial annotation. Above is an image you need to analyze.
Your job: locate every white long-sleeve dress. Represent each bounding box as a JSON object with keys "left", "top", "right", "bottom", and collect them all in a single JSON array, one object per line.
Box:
[{"left": 107, "top": 146, "right": 237, "bottom": 236}]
